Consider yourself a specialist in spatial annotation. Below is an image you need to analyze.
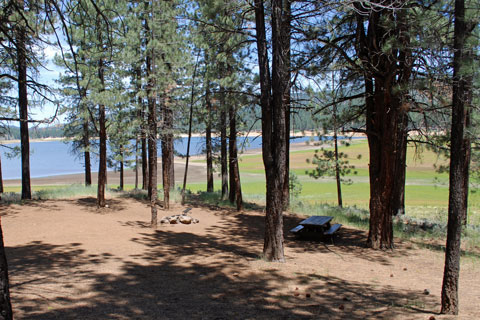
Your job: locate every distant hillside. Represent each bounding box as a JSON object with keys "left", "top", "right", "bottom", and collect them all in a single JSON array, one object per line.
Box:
[{"left": 0, "top": 124, "right": 64, "bottom": 140}]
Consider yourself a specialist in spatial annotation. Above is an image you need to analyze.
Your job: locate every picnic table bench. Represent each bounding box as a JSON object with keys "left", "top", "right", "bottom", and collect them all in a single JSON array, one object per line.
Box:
[{"left": 290, "top": 215, "right": 342, "bottom": 243}]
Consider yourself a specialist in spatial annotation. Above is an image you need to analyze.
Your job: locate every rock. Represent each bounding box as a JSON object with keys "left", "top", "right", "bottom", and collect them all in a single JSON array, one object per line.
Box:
[
  {"left": 179, "top": 215, "right": 193, "bottom": 224},
  {"left": 338, "top": 304, "right": 345, "bottom": 310},
  {"left": 390, "top": 274, "right": 394, "bottom": 277},
  {"left": 423, "top": 289, "right": 430, "bottom": 295},
  {"left": 160, "top": 214, "right": 197, "bottom": 225},
  {"left": 403, "top": 267, "right": 407, "bottom": 271},
  {"left": 306, "top": 293, "right": 311, "bottom": 298},
  {"left": 429, "top": 316, "right": 436, "bottom": 320}
]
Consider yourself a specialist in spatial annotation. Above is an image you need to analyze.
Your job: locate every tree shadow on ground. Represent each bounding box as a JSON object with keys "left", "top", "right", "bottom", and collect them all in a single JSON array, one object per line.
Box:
[
  {"left": 0, "top": 200, "right": 64, "bottom": 217},
  {"left": 0, "top": 197, "right": 128, "bottom": 217},
  {"left": 7, "top": 231, "right": 437, "bottom": 319},
  {"left": 74, "top": 197, "right": 127, "bottom": 212},
  {"left": 189, "top": 208, "right": 412, "bottom": 266}
]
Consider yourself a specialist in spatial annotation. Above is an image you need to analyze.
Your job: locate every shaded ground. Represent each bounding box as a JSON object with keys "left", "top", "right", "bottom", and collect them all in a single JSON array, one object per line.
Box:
[{"left": 1, "top": 196, "right": 478, "bottom": 319}]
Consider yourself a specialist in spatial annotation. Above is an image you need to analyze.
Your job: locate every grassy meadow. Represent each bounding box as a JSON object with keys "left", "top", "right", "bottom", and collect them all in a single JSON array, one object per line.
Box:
[{"left": 187, "top": 139, "right": 480, "bottom": 225}]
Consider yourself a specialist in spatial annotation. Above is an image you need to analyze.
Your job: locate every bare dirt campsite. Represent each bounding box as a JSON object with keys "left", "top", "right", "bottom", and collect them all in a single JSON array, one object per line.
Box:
[{"left": 2, "top": 195, "right": 479, "bottom": 319}]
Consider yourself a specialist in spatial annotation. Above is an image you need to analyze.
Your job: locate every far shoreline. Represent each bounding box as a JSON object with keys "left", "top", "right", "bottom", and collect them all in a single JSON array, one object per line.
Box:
[
  {"left": 2, "top": 134, "right": 366, "bottom": 187},
  {"left": 1, "top": 130, "right": 361, "bottom": 145}
]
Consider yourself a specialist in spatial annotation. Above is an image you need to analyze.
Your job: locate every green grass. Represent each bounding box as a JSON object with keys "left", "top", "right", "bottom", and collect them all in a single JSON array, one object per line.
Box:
[{"left": 185, "top": 138, "right": 480, "bottom": 229}]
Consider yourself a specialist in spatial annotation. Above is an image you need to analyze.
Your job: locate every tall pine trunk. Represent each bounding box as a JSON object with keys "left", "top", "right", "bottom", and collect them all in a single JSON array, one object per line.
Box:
[
  {"left": 281, "top": 0, "right": 291, "bottom": 210},
  {"left": 0, "top": 219, "right": 12, "bottom": 320},
  {"left": 205, "top": 81, "right": 214, "bottom": 192},
  {"left": 17, "top": 0, "right": 31, "bottom": 200},
  {"left": 229, "top": 104, "right": 242, "bottom": 210},
  {"left": 148, "top": 107, "right": 158, "bottom": 227},
  {"left": 97, "top": 57, "right": 107, "bottom": 208},
  {"left": 220, "top": 106, "right": 228, "bottom": 200},
  {"left": 82, "top": 119, "right": 92, "bottom": 186},
  {"left": 140, "top": 83, "right": 148, "bottom": 192},
  {"left": 255, "top": 0, "right": 289, "bottom": 262},
  {"left": 161, "top": 104, "right": 174, "bottom": 210},
  {"left": 441, "top": 0, "right": 472, "bottom": 313},
  {"left": 135, "top": 66, "right": 143, "bottom": 190},
  {"left": 135, "top": 138, "right": 139, "bottom": 189},
  {"left": 393, "top": 125, "right": 408, "bottom": 215},
  {"left": 119, "top": 149, "right": 124, "bottom": 191},
  {"left": 145, "top": 6, "right": 158, "bottom": 226},
  {"left": 355, "top": 4, "right": 412, "bottom": 249},
  {"left": 142, "top": 128, "right": 148, "bottom": 190},
  {"left": 147, "top": 73, "right": 158, "bottom": 226}
]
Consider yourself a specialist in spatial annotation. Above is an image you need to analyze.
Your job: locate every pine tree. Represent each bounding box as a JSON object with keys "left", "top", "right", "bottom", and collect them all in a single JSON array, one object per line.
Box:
[
  {"left": 254, "top": 0, "right": 290, "bottom": 262},
  {"left": 441, "top": 0, "right": 478, "bottom": 313}
]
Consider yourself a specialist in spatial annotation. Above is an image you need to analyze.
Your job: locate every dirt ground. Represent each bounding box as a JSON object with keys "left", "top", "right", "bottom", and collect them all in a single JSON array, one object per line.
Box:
[{"left": 1, "top": 195, "right": 479, "bottom": 320}]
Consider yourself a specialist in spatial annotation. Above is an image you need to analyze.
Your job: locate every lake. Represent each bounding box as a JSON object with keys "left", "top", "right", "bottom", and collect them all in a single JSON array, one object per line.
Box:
[{"left": 1, "top": 135, "right": 327, "bottom": 180}]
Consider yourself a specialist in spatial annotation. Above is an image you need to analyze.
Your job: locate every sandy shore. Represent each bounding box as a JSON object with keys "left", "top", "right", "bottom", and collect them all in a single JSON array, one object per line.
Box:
[
  {"left": 3, "top": 160, "right": 208, "bottom": 187},
  {"left": 2, "top": 139, "right": 345, "bottom": 187}
]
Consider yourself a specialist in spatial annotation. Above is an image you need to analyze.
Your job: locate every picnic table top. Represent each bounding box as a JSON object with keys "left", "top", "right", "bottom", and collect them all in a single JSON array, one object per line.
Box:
[{"left": 299, "top": 215, "right": 333, "bottom": 227}]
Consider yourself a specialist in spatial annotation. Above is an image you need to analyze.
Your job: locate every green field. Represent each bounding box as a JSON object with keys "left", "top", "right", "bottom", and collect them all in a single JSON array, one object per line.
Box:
[{"left": 189, "top": 139, "right": 479, "bottom": 226}]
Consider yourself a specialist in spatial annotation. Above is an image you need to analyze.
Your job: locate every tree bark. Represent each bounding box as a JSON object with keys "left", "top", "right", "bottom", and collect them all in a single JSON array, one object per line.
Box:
[
  {"left": 393, "top": 125, "right": 407, "bottom": 215},
  {"left": 119, "top": 150, "right": 124, "bottom": 191},
  {"left": 0, "top": 219, "right": 12, "bottom": 320},
  {"left": 82, "top": 119, "right": 92, "bottom": 186},
  {"left": 142, "top": 129, "right": 148, "bottom": 191},
  {"left": 255, "top": 0, "right": 289, "bottom": 262},
  {"left": 16, "top": 0, "right": 31, "bottom": 200},
  {"left": 135, "top": 66, "right": 142, "bottom": 190},
  {"left": 135, "top": 138, "right": 139, "bottom": 189},
  {"left": 161, "top": 104, "right": 174, "bottom": 210},
  {"left": 220, "top": 104, "right": 228, "bottom": 201},
  {"left": 96, "top": 57, "right": 107, "bottom": 208},
  {"left": 281, "top": 0, "right": 291, "bottom": 210},
  {"left": 148, "top": 121, "right": 158, "bottom": 228},
  {"left": 147, "top": 70, "right": 158, "bottom": 226},
  {"left": 145, "top": 5, "right": 158, "bottom": 226},
  {"left": 140, "top": 80, "right": 148, "bottom": 192},
  {"left": 355, "top": 3, "right": 412, "bottom": 249},
  {"left": 441, "top": 0, "right": 471, "bottom": 313},
  {"left": 205, "top": 82, "right": 214, "bottom": 193},
  {"left": 229, "top": 104, "right": 242, "bottom": 210}
]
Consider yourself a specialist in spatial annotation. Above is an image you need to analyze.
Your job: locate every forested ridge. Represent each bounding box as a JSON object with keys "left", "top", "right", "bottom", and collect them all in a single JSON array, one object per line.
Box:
[
  {"left": 0, "top": 125, "right": 64, "bottom": 140},
  {"left": 1, "top": 0, "right": 479, "bottom": 318}
]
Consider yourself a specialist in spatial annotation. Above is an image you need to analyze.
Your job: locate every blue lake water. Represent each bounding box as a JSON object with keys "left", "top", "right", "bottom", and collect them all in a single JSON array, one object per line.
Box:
[{"left": 0, "top": 135, "right": 346, "bottom": 180}]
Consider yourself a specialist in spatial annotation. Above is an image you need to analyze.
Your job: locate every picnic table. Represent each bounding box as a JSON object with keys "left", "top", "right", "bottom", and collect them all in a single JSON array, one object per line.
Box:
[{"left": 290, "top": 215, "right": 342, "bottom": 243}]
